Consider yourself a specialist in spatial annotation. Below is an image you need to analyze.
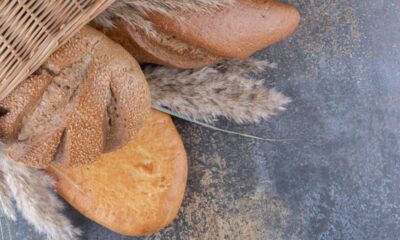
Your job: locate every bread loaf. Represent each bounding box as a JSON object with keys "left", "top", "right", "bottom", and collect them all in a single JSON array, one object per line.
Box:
[
  {"left": 0, "top": 26, "right": 151, "bottom": 168},
  {"left": 50, "top": 110, "right": 188, "bottom": 236},
  {"left": 96, "top": 0, "right": 300, "bottom": 68}
]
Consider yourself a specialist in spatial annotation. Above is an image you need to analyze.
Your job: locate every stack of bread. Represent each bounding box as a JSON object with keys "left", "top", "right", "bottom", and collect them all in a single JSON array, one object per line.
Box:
[{"left": 0, "top": 0, "right": 300, "bottom": 236}]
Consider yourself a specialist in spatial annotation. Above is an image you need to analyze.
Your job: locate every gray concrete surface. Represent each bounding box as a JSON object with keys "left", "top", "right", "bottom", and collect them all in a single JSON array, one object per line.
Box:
[{"left": 3, "top": 0, "right": 400, "bottom": 239}]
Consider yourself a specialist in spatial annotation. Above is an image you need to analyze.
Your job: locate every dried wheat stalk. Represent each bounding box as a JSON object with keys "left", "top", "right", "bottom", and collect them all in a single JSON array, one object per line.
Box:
[
  {"left": 0, "top": 169, "right": 15, "bottom": 221},
  {"left": 0, "top": 145, "right": 81, "bottom": 240},
  {"left": 147, "top": 59, "right": 291, "bottom": 124}
]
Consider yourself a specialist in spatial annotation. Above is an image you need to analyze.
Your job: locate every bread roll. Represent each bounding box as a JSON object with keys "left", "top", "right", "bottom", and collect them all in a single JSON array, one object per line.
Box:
[
  {"left": 50, "top": 110, "right": 188, "bottom": 236},
  {"left": 0, "top": 26, "right": 151, "bottom": 168},
  {"left": 96, "top": 0, "right": 300, "bottom": 68}
]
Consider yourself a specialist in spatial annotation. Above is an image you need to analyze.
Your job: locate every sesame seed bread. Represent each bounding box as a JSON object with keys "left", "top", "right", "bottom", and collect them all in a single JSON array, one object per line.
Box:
[{"left": 0, "top": 26, "right": 151, "bottom": 168}]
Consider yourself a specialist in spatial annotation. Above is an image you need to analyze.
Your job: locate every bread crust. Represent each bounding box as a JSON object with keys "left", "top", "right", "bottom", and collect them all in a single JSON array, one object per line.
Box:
[
  {"left": 96, "top": 0, "right": 300, "bottom": 68},
  {"left": 0, "top": 26, "right": 151, "bottom": 168},
  {"left": 149, "top": 0, "right": 301, "bottom": 59},
  {"left": 96, "top": 18, "right": 221, "bottom": 69},
  {"left": 50, "top": 110, "right": 188, "bottom": 236}
]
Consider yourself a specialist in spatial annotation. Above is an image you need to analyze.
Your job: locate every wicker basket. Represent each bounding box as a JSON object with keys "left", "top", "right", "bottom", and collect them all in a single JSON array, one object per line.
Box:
[{"left": 0, "top": 0, "right": 115, "bottom": 100}]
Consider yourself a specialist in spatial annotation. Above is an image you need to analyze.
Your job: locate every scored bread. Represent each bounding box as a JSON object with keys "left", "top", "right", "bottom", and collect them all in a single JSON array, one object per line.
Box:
[
  {"left": 49, "top": 110, "right": 188, "bottom": 236},
  {"left": 0, "top": 26, "right": 151, "bottom": 168},
  {"left": 95, "top": 0, "right": 300, "bottom": 68}
]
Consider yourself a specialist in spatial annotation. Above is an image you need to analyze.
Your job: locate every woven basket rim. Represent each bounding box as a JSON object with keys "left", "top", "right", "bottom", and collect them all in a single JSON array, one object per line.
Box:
[{"left": 0, "top": 0, "right": 115, "bottom": 100}]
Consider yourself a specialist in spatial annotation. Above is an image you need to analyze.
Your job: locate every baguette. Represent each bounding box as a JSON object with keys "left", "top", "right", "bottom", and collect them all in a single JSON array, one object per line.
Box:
[{"left": 96, "top": 0, "right": 300, "bottom": 68}]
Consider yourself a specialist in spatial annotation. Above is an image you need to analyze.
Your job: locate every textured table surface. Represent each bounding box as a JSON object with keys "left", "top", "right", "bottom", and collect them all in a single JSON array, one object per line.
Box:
[{"left": 4, "top": 0, "right": 400, "bottom": 239}]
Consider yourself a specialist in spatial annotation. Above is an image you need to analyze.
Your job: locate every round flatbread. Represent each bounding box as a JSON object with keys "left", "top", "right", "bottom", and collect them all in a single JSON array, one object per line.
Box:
[{"left": 50, "top": 110, "right": 187, "bottom": 236}]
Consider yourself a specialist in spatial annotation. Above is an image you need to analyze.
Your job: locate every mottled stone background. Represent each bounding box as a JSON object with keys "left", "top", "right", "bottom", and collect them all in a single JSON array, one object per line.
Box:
[{"left": 2, "top": 0, "right": 400, "bottom": 239}]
